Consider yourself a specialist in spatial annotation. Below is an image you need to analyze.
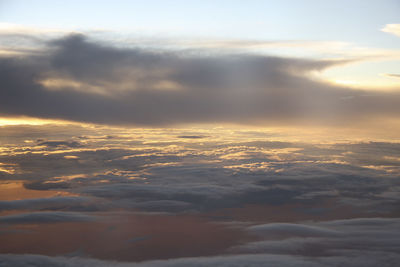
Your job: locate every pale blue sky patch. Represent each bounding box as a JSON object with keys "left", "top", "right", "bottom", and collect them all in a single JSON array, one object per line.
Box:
[{"left": 1, "top": 0, "right": 399, "bottom": 45}]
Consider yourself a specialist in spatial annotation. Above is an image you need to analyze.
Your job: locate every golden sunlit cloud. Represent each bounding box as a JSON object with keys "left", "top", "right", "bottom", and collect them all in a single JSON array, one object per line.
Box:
[
  {"left": 0, "top": 22, "right": 75, "bottom": 36},
  {"left": 0, "top": 117, "right": 75, "bottom": 126},
  {"left": 326, "top": 77, "right": 400, "bottom": 90}
]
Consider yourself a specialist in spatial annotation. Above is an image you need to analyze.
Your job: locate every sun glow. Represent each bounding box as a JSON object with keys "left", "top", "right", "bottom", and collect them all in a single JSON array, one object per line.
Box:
[{"left": 0, "top": 117, "right": 80, "bottom": 126}]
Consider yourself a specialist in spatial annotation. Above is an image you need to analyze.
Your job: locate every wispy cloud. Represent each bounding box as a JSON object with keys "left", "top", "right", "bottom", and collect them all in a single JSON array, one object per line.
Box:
[
  {"left": 382, "top": 24, "right": 400, "bottom": 37},
  {"left": 383, "top": 73, "right": 400, "bottom": 79}
]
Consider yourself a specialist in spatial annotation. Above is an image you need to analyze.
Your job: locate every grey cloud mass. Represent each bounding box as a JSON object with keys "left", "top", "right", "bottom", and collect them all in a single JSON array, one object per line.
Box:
[
  {"left": 247, "top": 223, "right": 341, "bottom": 237},
  {"left": 0, "top": 211, "right": 96, "bottom": 224},
  {"left": 1, "top": 34, "right": 399, "bottom": 126},
  {"left": 0, "top": 196, "right": 90, "bottom": 211}
]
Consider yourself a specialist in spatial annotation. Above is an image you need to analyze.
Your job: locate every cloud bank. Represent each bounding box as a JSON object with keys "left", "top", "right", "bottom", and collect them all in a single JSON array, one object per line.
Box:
[{"left": 1, "top": 34, "right": 399, "bottom": 126}]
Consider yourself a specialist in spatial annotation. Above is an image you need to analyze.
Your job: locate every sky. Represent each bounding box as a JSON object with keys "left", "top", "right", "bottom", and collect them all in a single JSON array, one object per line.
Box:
[
  {"left": 1, "top": 0, "right": 399, "bottom": 43},
  {"left": 1, "top": 1, "right": 400, "bottom": 266},
  {"left": 1, "top": 1, "right": 400, "bottom": 89}
]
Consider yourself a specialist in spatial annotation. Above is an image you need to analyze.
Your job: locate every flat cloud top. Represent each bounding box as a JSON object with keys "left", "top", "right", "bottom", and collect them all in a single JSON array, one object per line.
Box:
[{"left": 1, "top": 123, "right": 400, "bottom": 265}]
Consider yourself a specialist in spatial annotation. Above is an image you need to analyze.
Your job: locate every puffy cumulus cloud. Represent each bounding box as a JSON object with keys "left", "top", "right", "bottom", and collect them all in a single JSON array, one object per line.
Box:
[
  {"left": 382, "top": 24, "right": 400, "bottom": 37},
  {"left": 1, "top": 33, "right": 400, "bottom": 127}
]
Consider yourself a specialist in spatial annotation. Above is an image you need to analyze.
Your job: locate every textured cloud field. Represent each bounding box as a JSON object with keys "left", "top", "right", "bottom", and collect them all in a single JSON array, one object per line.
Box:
[{"left": 0, "top": 123, "right": 399, "bottom": 266}]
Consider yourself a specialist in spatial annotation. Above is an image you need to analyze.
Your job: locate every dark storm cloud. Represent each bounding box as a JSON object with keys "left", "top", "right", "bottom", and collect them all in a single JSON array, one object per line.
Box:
[{"left": 1, "top": 34, "right": 399, "bottom": 126}]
